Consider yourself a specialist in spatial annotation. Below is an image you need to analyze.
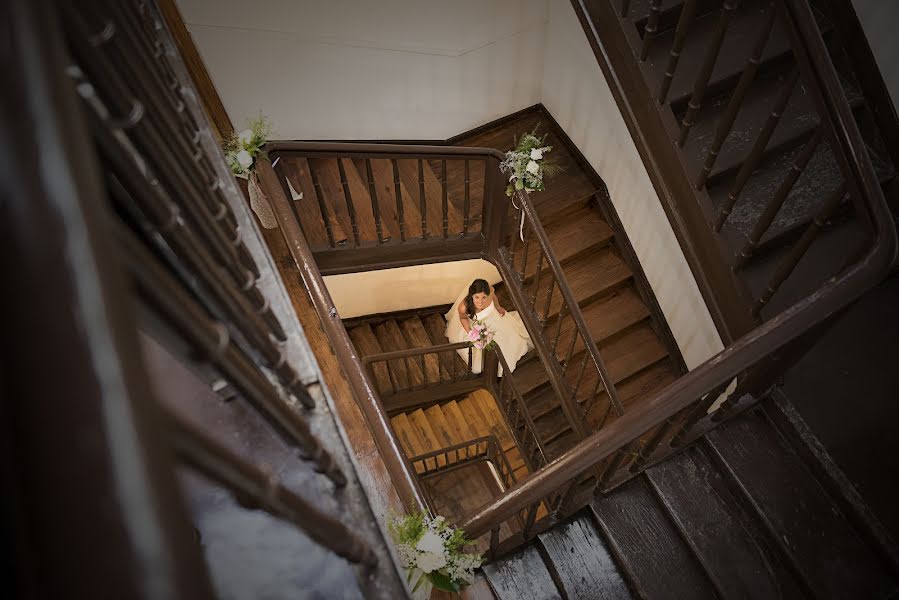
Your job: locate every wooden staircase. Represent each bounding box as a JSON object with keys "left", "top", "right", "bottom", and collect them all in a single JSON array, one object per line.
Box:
[
  {"left": 575, "top": 0, "right": 898, "bottom": 333},
  {"left": 453, "top": 112, "right": 685, "bottom": 461},
  {"left": 482, "top": 393, "right": 899, "bottom": 599}
]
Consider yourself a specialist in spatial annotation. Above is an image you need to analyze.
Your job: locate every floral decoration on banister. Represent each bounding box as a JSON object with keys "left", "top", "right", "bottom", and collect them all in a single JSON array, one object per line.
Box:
[
  {"left": 389, "top": 511, "right": 482, "bottom": 598},
  {"left": 221, "top": 114, "right": 279, "bottom": 229},
  {"left": 499, "top": 128, "right": 558, "bottom": 197}
]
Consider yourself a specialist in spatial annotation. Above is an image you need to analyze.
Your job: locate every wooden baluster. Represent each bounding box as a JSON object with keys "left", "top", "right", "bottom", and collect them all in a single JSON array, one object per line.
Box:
[
  {"left": 630, "top": 417, "right": 679, "bottom": 473},
  {"left": 467, "top": 346, "right": 473, "bottom": 374},
  {"left": 696, "top": 3, "right": 777, "bottom": 189},
  {"left": 523, "top": 502, "right": 539, "bottom": 539},
  {"left": 390, "top": 158, "right": 406, "bottom": 242},
  {"left": 598, "top": 441, "right": 637, "bottom": 486},
  {"left": 657, "top": 0, "right": 699, "bottom": 103},
  {"left": 734, "top": 127, "right": 823, "bottom": 269},
  {"left": 552, "top": 478, "right": 579, "bottom": 518},
  {"left": 620, "top": 0, "right": 632, "bottom": 19},
  {"left": 640, "top": 0, "right": 663, "bottom": 61},
  {"left": 488, "top": 527, "right": 500, "bottom": 561},
  {"left": 306, "top": 159, "right": 337, "bottom": 247},
  {"left": 519, "top": 223, "right": 532, "bottom": 281},
  {"left": 670, "top": 382, "right": 731, "bottom": 446},
  {"left": 450, "top": 349, "right": 458, "bottom": 382},
  {"left": 551, "top": 303, "right": 568, "bottom": 356},
  {"left": 562, "top": 317, "right": 579, "bottom": 371},
  {"left": 418, "top": 159, "right": 428, "bottom": 240},
  {"left": 570, "top": 352, "right": 591, "bottom": 416},
  {"left": 364, "top": 158, "right": 385, "bottom": 244},
  {"left": 679, "top": 0, "right": 741, "bottom": 145},
  {"left": 441, "top": 159, "right": 449, "bottom": 239},
  {"left": 753, "top": 183, "right": 848, "bottom": 315},
  {"left": 462, "top": 159, "right": 471, "bottom": 236},
  {"left": 336, "top": 159, "right": 360, "bottom": 247},
  {"left": 530, "top": 250, "right": 545, "bottom": 313},
  {"left": 715, "top": 69, "right": 799, "bottom": 230},
  {"left": 541, "top": 276, "right": 556, "bottom": 324}
]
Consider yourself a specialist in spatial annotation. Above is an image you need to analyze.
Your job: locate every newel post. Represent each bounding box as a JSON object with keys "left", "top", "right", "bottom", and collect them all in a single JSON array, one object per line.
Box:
[{"left": 483, "top": 157, "right": 507, "bottom": 258}]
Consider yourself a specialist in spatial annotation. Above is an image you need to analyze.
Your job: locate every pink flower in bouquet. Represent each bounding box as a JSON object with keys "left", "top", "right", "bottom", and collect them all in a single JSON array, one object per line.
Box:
[{"left": 467, "top": 328, "right": 479, "bottom": 342}]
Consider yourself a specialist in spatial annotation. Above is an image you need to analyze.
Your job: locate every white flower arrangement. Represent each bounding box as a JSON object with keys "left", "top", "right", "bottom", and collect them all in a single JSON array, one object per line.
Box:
[
  {"left": 499, "top": 129, "right": 559, "bottom": 197},
  {"left": 222, "top": 114, "right": 273, "bottom": 178},
  {"left": 389, "top": 511, "right": 482, "bottom": 596}
]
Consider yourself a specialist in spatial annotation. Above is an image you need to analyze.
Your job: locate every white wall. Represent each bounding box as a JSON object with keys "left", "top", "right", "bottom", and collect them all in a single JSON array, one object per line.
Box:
[
  {"left": 540, "top": 0, "right": 723, "bottom": 370},
  {"left": 179, "top": 0, "right": 548, "bottom": 139},
  {"left": 849, "top": 0, "right": 899, "bottom": 112},
  {"left": 325, "top": 259, "right": 501, "bottom": 318}
]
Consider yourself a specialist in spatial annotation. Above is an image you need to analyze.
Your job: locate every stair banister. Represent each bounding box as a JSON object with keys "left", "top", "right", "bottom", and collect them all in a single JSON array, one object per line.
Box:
[
  {"left": 258, "top": 157, "right": 429, "bottom": 513},
  {"left": 511, "top": 188, "right": 625, "bottom": 418}
]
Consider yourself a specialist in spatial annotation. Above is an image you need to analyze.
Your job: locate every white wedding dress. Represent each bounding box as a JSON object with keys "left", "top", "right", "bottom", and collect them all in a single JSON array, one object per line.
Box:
[{"left": 444, "top": 285, "right": 534, "bottom": 376}]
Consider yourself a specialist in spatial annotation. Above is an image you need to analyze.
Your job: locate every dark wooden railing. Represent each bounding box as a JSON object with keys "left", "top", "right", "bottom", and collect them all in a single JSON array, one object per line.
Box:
[
  {"left": 496, "top": 190, "right": 625, "bottom": 440},
  {"left": 362, "top": 341, "right": 480, "bottom": 411},
  {"left": 46, "top": 0, "right": 414, "bottom": 583},
  {"left": 409, "top": 435, "right": 517, "bottom": 493},
  {"left": 267, "top": 143, "right": 491, "bottom": 275},
  {"left": 459, "top": 0, "right": 897, "bottom": 555}
]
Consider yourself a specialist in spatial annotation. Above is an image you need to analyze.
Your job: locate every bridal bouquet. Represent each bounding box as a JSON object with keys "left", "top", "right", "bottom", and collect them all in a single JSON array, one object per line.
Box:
[
  {"left": 467, "top": 319, "right": 496, "bottom": 351},
  {"left": 221, "top": 115, "right": 278, "bottom": 229},
  {"left": 499, "top": 128, "right": 558, "bottom": 197},
  {"left": 389, "top": 512, "right": 482, "bottom": 597}
]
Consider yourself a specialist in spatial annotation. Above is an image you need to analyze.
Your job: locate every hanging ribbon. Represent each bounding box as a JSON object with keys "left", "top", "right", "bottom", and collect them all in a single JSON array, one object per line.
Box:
[
  {"left": 511, "top": 189, "right": 526, "bottom": 242},
  {"left": 247, "top": 170, "right": 278, "bottom": 229}
]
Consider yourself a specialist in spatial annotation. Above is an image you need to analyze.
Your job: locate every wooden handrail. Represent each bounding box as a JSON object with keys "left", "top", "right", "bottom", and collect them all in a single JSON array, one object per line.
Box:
[
  {"left": 268, "top": 140, "right": 506, "bottom": 162},
  {"left": 492, "top": 349, "right": 550, "bottom": 469},
  {"left": 362, "top": 341, "right": 471, "bottom": 363},
  {"left": 508, "top": 189, "right": 624, "bottom": 416},
  {"left": 258, "top": 157, "right": 429, "bottom": 513}
]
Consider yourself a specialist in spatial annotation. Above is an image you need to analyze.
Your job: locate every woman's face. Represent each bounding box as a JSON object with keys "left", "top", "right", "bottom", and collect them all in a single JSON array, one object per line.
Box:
[{"left": 472, "top": 291, "right": 490, "bottom": 311}]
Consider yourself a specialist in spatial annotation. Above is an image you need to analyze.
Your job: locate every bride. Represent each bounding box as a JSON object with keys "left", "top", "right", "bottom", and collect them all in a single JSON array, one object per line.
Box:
[{"left": 445, "top": 279, "right": 534, "bottom": 375}]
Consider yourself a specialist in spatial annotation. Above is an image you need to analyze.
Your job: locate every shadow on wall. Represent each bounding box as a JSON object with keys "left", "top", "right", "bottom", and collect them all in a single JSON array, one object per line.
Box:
[{"left": 324, "top": 258, "right": 502, "bottom": 318}]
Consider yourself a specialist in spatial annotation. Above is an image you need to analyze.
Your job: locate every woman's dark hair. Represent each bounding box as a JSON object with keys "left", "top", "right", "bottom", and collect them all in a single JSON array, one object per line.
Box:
[{"left": 464, "top": 279, "right": 491, "bottom": 317}]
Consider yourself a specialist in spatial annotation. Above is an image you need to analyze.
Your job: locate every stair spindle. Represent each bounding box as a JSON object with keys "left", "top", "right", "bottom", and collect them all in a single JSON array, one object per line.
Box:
[
  {"left": 714, "top": 69, "right": 800, "bottom": 231},
  {"left": 541, "top": 276, "right": 556, "bottom": 325},
  {"left": 441, "top": 159, "right": 449, "bottom": 239},
  {"left": 519, "top": 224, "right": 532, "bottom": 282},
  {"left": 753, "top": 182, "right": 847, "bottom": 315},
  {"left": 620, "top": 0, "right": 632, "bottom": 19},
  {"left": 306, "top": 159, "right": 337, "bottom": 247},
  {"left": 462, "top": 159, "right": 471, "bottom": 236},
  {"left": 678, "top": 0, "right": 741, "bottom": 146},
  {"left": 418, "top": 159, "right": 428, "bottom": 240},
  {"left": 657, "top": 0, "right": 699, "bottom": 104},
  {"left": 551, "top": 303, "right": 568, "bottom": 355},
  {"left": 530, "top": 249, "right": 545, "bottom": 314},
  {"left": 364, "top": 158, "right": 385, "bottom": 244},
  {"left": 669, "top": 381, "right": 732, "bottom": 446},
  {"left": 734, "top": 127, "right": 823, "bottom": 269},
  {"left": 640, "top": 0, "right": 663, "bottom": 61},
  {"left": 390, "top": 158, "right": 406, "bottom": 242},
  {"left": 336, "top": 159, "right": 361, "bottom": 247},
  {"left": 696, "top": 2, "right": 777, "bottom": 189}
]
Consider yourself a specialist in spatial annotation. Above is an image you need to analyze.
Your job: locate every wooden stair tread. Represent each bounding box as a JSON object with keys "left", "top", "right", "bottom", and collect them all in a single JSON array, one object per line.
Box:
[
  {"left": 592, "top": 360, "right": 679, "bottom": 428},
  {"left": 424, "top": 404, "right": 459, "bottom": 447},
  {"left": 442, "top": 400, "right": 476, "bottom": 443},
  {"left": 409, "top": 408, "right": 446, "bottom": 468},
  {"left": 483, "top": 544, "right": 563, "bottom": 600},
  {"left": 517, "top": 206, "right": 615, "bottom": 280},
  {"left": 646, "top": 444, "right": 798, "bottom": 598},
  {"left": 390, "top": 413, "right": 429, "bottom": 473},
  {"left": 528, "top": 248, "right": 633, "bottom": 321},
  {"left": 645, "top": 1, "right": 794, "bottom": 108},
  {"left": 685, "top": 68, "right": 824, "bottom": 186},
  {"left": 591, "top": 476, "right": 717, "bottom": 600},
  {"left": 374, "top": 319, "right": 422, "bottom": 388},
  {"left": 537, "top": 516, "right": 632, "bottom": 600},
  {"left": 705, "top": 411, "right": 898, "bottom": 598},
  {"left": 457, "top": 396, "right": 493, "bottom": 440},
  {"left": 399, "top": 316, "right": 444, "bottom": 382},
  {"left": 549, "top": 286, "right": 651, "bottom": 363},
  {"left": 347, "top": 324, "right": 392, "bottom": 394}
]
